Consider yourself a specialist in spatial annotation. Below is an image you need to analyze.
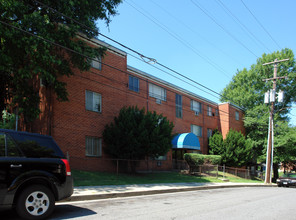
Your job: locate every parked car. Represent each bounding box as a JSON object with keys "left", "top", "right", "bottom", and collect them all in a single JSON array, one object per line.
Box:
[
  {"left": 276, "top": 173, "right": 296, "bottom": 187},
  {"left": 0, "top": 128, "right": 73, "bottom": 219}
]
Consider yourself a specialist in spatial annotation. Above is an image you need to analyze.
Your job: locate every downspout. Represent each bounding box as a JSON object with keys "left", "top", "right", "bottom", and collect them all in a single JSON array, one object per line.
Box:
[
  {"left": 48, "top": 87, "right": 52, "bottom": 136},
  {"left": 202, "top": 104, "right": 205, "bottom": 154},
  {"left": 146, "top": 79, "right": 149, "bottom": 111}
]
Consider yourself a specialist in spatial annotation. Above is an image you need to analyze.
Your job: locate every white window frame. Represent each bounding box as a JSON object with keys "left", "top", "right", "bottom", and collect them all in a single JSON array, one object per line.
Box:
[
  {"left": 85, "top": 136, "right": 102, "bottom": 157},
  {"left": 91, "top": 56, "right": 101, "bottom": 70},
  {"left": 154, "top": 155, "right": 167, "bottom": 161},
  {"left": 207, "top": 106, "right": 212, "bottom": 116},
  {"left": 191, "top": 100, "right": 202, "bottom": 115},
  {"left": 191, "top": 124, "right": 202, "bottom": 137},
  {"left": 149, "top": 83, "right": 166, "bottom": 101},
  {"left": 85, "top": 90, "right": 102, "bottom": 113}
]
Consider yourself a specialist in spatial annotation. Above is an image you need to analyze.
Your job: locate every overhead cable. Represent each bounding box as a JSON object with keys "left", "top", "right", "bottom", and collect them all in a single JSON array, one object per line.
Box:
[
  {"left": 191, "top": 0, "right": 259, "bottom": 58},
  {"left": 240, "top": 0, "right": 281, "bottom": 50}
]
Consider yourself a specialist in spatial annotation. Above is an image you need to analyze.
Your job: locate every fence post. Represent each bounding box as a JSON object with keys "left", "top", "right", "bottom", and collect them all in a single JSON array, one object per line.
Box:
[
  {"left": 247, "top": 167, "right": 250, "bottom": 179},
  {"left": 223, "top": 164, "right": 225, "bottom": 179},
  {"left": 116, "top": 159, "right": 119, "bottom": 175},
  {"left": 216, "top": 164, "right": 218, "bottom": 178},
  {"left": 235, "top": 168, "right": 238, "bottom": 176}
]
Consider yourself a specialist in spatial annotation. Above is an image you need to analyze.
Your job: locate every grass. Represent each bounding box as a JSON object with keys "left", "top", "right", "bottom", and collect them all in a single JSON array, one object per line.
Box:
[{"left": 72, "top": 170, "right": 263, "bottom": 187}]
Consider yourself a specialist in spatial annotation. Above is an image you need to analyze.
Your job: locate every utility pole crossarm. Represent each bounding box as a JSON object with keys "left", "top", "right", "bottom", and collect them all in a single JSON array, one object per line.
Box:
[
  {"left": 262, "top": 76, "right": 287, "bottom": 82},
  {"left": 262, "top": 58, "right": 289, "bottom": 66}
]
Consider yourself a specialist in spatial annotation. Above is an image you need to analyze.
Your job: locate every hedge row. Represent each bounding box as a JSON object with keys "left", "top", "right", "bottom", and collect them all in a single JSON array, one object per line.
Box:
[{"left": 184, "top": 153, "right": 221, "bottom": 166}]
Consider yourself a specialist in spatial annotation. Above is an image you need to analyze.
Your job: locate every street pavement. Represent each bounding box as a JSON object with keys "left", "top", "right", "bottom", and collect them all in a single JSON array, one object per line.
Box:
[{"left": 61, "top": 182, "right": 276, "bottom": 202}]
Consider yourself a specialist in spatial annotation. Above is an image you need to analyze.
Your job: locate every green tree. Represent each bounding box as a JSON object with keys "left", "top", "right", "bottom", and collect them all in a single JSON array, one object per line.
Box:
[
  {"left": 0, "top": 0, "right": 122, "bottom": 122},
  {"left": 220, "top": 49, "right": 296, "bottom": 170},
  {"left": 103, "top": 106, "right": 174, "bottom": 161},
  {"left": 221, "top": 49, "right": 296, "bottom": 116},
  {"left": 209, "top": 130, "right": 224, "bottom": 156},
  {"left": 0, "top": 110, "right": 16, "bottom": 130},
  {"left": 209, "top": 129, "right": 253, "bottom": 167},
  {"left": 270, "top": 122, "right": 296, "bottom": 179}
]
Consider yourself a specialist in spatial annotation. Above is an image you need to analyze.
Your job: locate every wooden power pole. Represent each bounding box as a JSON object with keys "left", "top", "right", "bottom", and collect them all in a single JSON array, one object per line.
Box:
[{"left": 262, "top": 58, "right": 289, "bottom": 184}]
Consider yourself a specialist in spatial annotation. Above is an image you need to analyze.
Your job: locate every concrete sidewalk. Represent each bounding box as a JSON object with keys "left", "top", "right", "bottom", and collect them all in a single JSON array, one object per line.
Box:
[{"left": 61, "top": 182, "right": 275, "bottom": 202}]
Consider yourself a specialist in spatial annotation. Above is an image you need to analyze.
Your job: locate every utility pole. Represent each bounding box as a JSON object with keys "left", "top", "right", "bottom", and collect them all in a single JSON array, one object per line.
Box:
[{"left": 262, "top": 58, "right": 289, "bottom": 184}]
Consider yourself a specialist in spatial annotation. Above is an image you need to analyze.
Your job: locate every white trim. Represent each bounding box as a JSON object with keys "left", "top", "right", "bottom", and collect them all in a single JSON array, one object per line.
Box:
[{"left": 77, "top": 34, "right": 127, "bottom": 57}]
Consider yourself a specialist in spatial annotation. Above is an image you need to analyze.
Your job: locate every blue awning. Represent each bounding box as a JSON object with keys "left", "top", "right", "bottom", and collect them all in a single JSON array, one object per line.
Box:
[{"left": 172, "top": 133, "right": 200, "bottom": 150}]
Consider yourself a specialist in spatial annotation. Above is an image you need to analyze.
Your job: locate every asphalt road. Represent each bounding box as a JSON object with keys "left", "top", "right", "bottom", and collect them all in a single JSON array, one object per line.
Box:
[{"left": 2, "top": 187, "right": 296, "bottom": 220}]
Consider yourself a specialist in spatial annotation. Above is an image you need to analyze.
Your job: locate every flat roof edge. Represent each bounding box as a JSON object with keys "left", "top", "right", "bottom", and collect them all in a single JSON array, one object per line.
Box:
[{"left": 128, "top": 65, "right": 218, "bottom": 106}]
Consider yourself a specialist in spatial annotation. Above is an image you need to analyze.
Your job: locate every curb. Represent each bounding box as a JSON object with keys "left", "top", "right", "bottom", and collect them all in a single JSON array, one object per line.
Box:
[{"left": 59, "top": 184, "right": 276, "bottom": 203}]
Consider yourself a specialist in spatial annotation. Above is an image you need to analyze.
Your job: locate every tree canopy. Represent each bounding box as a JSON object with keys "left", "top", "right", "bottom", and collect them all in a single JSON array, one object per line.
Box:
[
  {"left": 221, "top": 49, "right": 296, "bottom": 117},
  {"left": 220, "top": 49, "right": 296, "bottom": 166},
  {"left": 209, "top": 129, "right": 253, "bottom": 167},
  {"left": 0, "top": 0, "right": 122, "bottom": 122},
  {"left": 103, "top": 106, "right": 174, "bottom": 160}
]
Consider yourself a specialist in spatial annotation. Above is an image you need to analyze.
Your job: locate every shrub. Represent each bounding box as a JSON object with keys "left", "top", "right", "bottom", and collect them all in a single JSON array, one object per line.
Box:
[
  {"left": 184, "top": 153, "right": 204, "bottom": 166},
  {"left": 184, "top": 153, "right": 221, "bottom": 166},
  {"left": 209, "top": 129, "right": 253, "bottom": 167},
  {"left": 203, "top": 155, "right": 221, "bottom": 165}
]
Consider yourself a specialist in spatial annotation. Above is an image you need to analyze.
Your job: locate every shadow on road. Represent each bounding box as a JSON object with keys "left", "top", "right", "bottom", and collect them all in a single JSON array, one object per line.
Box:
[
  {"left": 50, "top": 204, "right": 97, "bottom": 219},
  {"left": 0, "top": 205, "right": 96, "bottom": 220}
]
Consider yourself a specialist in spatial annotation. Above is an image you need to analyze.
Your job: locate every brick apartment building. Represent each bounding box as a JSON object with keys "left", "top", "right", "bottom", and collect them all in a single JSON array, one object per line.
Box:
[{"left": 28, "top": 37, "right": 245, "bottom": 172}]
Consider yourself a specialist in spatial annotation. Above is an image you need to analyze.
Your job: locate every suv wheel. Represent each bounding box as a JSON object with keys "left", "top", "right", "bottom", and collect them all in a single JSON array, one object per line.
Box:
[{"left": 16, "top": 185, "right": 55, "bottom": 220}]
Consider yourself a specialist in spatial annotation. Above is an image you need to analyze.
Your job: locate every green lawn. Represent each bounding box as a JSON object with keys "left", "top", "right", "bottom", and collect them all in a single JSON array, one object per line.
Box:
[{"left": 72, "top": 170, "right": 263, "bottom": 187}]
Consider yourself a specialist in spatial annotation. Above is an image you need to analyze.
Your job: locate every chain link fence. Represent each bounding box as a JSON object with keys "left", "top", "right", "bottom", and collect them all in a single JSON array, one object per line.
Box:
[{"left": 68, "top": 156, "right": 264, "bottom": 180}]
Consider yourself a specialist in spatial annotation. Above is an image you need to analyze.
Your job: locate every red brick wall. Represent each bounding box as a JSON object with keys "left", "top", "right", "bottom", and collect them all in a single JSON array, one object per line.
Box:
[
  {"left": 219, "top": 103, "right": 245, "bottom": 139},
  {"left": 33, "top": 44, "right": 245, "bottom": 172}
]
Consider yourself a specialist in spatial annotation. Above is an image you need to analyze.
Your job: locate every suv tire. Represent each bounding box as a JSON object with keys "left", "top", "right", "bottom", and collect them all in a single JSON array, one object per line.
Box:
[{"left": 16, "top": 185, "right": 55, "bottom": 220}]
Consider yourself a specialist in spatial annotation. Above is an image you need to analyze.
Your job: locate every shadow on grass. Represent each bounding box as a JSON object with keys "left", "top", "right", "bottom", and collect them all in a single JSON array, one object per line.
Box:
[{"left": 72, "top": 170, "right": 216, "bottom": 187}]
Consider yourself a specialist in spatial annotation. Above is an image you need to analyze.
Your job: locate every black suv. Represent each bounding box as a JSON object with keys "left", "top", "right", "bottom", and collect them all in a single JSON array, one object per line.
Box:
[{"left": 0, "top": 128, "right": 73, "bottom": 219}]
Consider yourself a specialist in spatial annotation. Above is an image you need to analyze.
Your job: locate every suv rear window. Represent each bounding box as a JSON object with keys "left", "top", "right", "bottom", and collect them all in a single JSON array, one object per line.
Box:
[{"left": 7, "top": 131, "right": 65, "bottom": 158}]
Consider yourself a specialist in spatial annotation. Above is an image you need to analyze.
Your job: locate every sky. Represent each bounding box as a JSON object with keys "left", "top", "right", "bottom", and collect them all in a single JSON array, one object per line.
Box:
[{"left": 96, "top": 0, "right": 296, "bottom": 126}]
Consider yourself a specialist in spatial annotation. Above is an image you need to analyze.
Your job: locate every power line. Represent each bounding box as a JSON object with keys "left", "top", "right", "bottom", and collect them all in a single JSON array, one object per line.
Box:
[
  {"left": 75, "top": 70, "right": 239, "bottom": 125},
  {"left": 9, "top": 0, "right": 244, "bottom": 108},
  {"left": 150, "top": 0, "right": 244, "bottom": 67},
  {"left": 215, "top": 0, "right": 272, "bottom": 53},
  {"left": 125, "top": 0, "right": 232, "bottom": 79},
  {"left": 127, "top": 53, "right": 221, "bottom": 100},
  {"left": 31, "top": 0, "right": 156, "bottom": 64},
  {"left": 0, "top": 19, "right": 240, "bottom": 122},
  {"left": 240, "top": 0, "right": 281, "bottom": 50},
  {"left": 190, "top": 0, "right": 259, "bottom": 58},
  {"left": 25, "top": 0, "right": 235, "bottom": 103}
]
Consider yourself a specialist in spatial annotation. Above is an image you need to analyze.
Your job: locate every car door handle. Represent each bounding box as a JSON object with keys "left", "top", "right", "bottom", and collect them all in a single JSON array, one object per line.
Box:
[{"left": 10, "top": 164, "right": 22, "bottom": 168}]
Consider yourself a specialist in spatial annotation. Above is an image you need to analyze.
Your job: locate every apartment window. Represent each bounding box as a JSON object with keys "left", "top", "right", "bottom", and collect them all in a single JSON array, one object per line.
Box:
[
  {"left": 191, "top": 125, "right": 202, "bottom": 137},
  {"left": 191, "top": 100, "right": 202, "bottom": 115},
  {"left": 155, "top": 155, "right": 167, "bottom": 161},
  {"left": 86, "top": 90, "right": 101, "bottom": 112},
  {"left": 91, "top": 56, "right": 101, "bottom": 70},
  {"left": 85, "top": 136, "right": 102, "bottom": 157},
  {"left": 129, "top": 75, "right": 139, "bottom": 92},
  {"left": 149, "top": 83, "right": 166, "bottom": 101},
  {"left": 207, "top": 106, "right": 212, "bottom": 116},
  {"left": 207, "top": 129, "right": 213, "bottom": 138},
  {"left": 235, "top": 111, "right": 239, "bottom": 120},
  {"left": 215, "top": 109, "right": 219, "bottom": 117},
  {"left": 176, "top": 94, "right": 182, "bottom": 118}
]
